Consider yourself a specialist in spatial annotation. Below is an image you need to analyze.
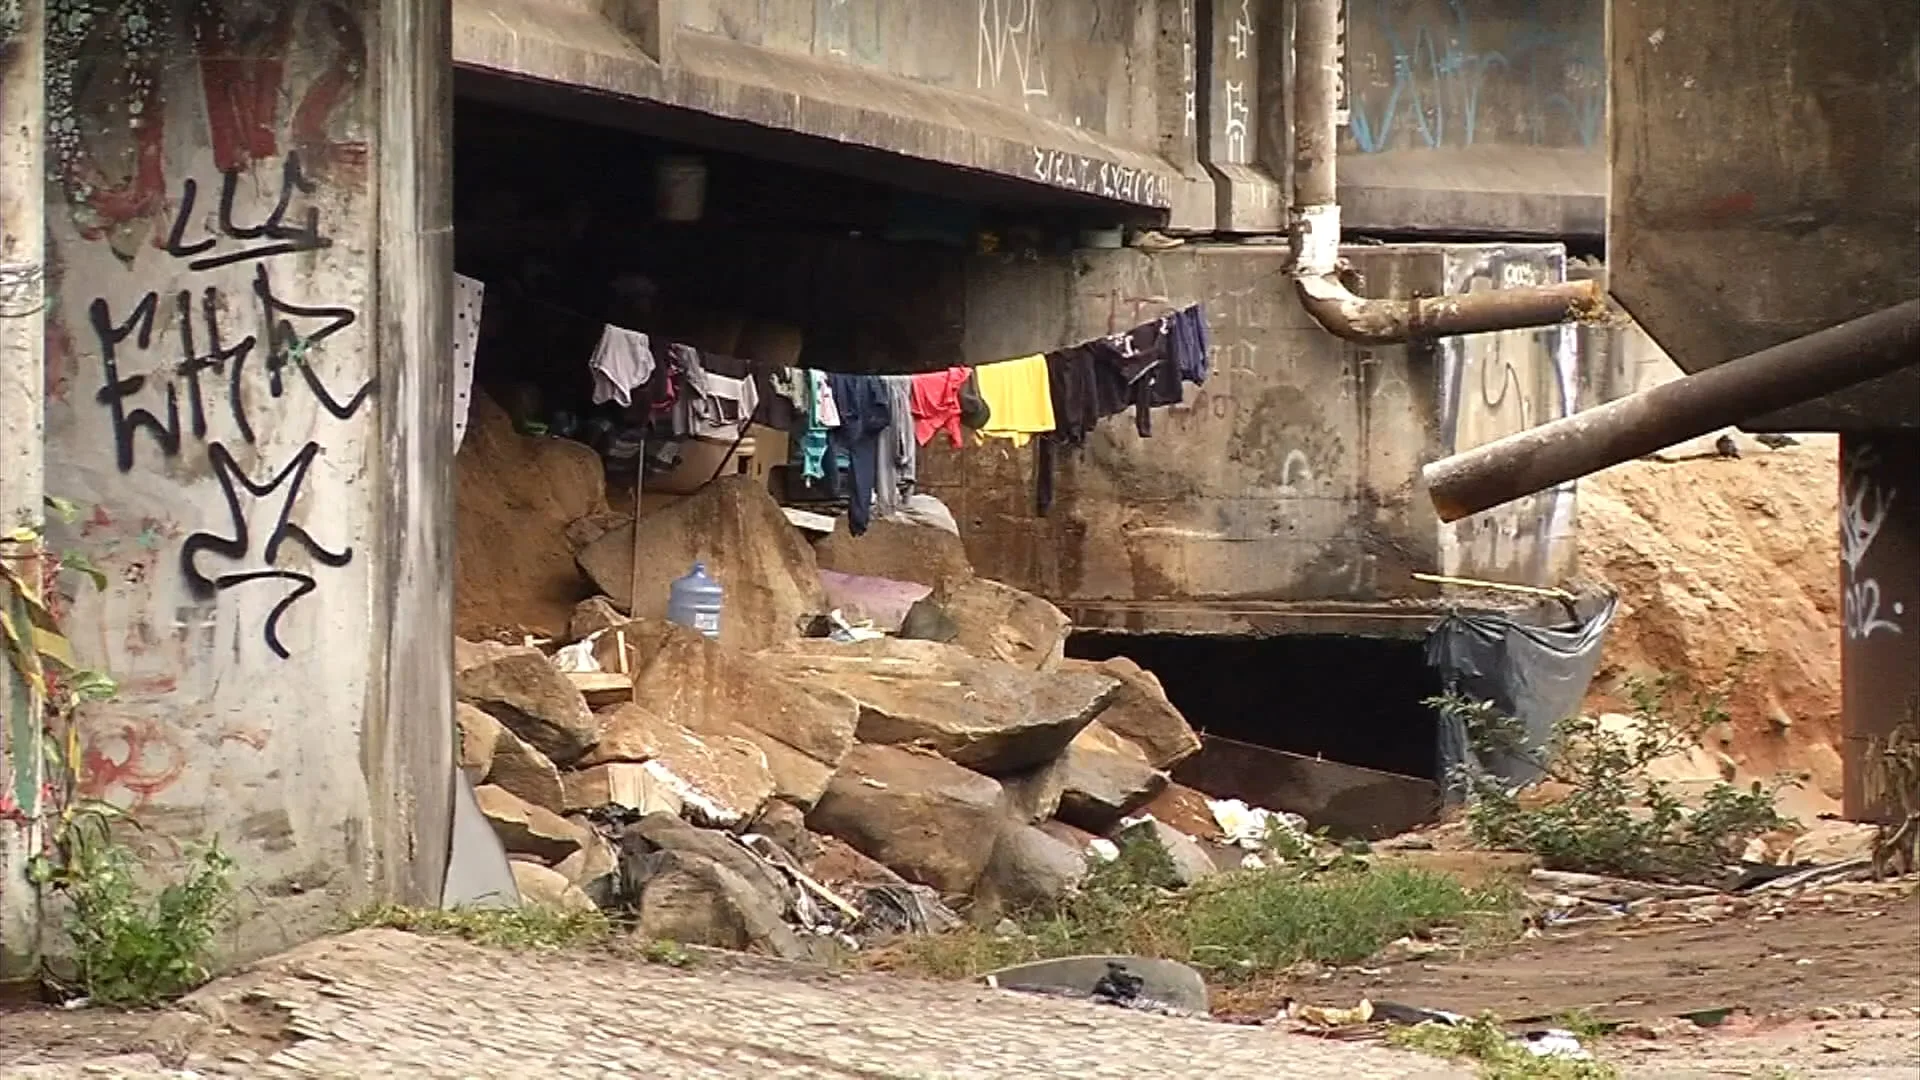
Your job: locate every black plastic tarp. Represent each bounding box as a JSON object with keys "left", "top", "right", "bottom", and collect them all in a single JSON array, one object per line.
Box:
[{"left": 1425, "top": 593, "right": 1618, "bottom": 795}]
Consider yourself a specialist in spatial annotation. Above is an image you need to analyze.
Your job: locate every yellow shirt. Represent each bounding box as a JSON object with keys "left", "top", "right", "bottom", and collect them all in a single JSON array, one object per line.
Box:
[{"left": 973, "top": 354, "right": 1055, "bottom": 447}]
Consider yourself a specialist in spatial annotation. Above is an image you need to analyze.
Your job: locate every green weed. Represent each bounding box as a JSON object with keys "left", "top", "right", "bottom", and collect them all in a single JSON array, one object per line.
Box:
[
  {"left": 345, "top": 903, "right": 612, "bottom": 951},
  {"left": 1390, "top": 1014, "right": 1617, "bottom": 1080},
  {"left": 871, "top": 830, "right": 1513, "bottom": 983},
  {"left": 31, "top": 810, "right": 236, "bottom": 1007}
]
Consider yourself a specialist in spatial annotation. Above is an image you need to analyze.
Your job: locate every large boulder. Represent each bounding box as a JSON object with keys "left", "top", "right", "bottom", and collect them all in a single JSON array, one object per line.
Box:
[
  {"left": 626, "top": 623, "right": 859, "bottom": 809},
  {"left": 973, "top": 821, "right": 1089, "bottom": 917},
  {"left": 561, "top": 763, "right": 685, "bottom": 818},
  {"left": 1000, "top": 758, "right": 1068, "bottom": 824},
  {"left": 510, "top": 861, "right": 599, "bottom": 915},
  {"left": 938, "top": 577, "right": 1071, "bottom": 672},
  {"left": 628, "top": 849, "right": 810, "bottom": 960},
  {"left": 1062, "top": 657, "right": 1200, "bottom": 770},
  {"left": 485, "top": 725, "right": 567, "bottom": 813},
  {"left": 456, "top": 703, "right": 504, "bottom": 783},
  {"left": 760, "top": 639, "right": 1119, "bottom": 775},
  {"left": 575, "top": 476, "right": 826, "bottom": 654},
  {"left": 618, "top": 812, "right": 791, "bottom": 906},
  {"left": 554, "top": 832, "right": 621, "bottom": 907},
  {"left": 568, "top": 597, "right": 630, "bottom": 641},
  {"left": 456, "top": 639, "right": 600, "bottom": 765},
  {"left": 475, "top": 785, "right": 589, "bottom": 864},
  {"left": 1054, "top": 722, "right": 1170, "bottom": 834},
  {"left": 805, "top": 744, "right": 1005, "bottom": 896},
  {"left": 455, "top": 391, "right": 607, "bottom": 639},
  {"left": 812, "top": 517, "right": 974, "bottom": 592},
  {"left": 579, "top": 704, "right": 776, "bottom": 828},
  {"left": 1116, "top": 818, "right": 1218, "bottom": 888}
]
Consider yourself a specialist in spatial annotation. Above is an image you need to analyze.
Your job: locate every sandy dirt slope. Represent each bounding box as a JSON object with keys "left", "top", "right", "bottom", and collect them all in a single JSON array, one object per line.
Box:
[{"left": 1575, "top": 438, "right": 1845, "bottom": 815}]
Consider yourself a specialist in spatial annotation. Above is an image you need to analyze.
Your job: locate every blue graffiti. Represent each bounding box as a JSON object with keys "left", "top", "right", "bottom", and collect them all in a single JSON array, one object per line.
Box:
[{"left": 1348, "top": 0, "right": 1603, "bottom": 154}]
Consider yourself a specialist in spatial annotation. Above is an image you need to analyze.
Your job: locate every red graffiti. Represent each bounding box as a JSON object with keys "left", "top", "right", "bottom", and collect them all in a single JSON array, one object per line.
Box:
[
  {"left": 78, "top": 720, "right": 189, "bottom": 809},
  {"left": 289, "top": 3, "right": 371, "bottom": 172},
  {"left": 50, "top": 26, "right": 171, "bottom": 240},
  {"left": 193, "top": 2, "right": 368, "bottom": 175},
  {"left": 1701, "top": 191, "right": 1757, "bottom": 219},
  {"left": 192, "top": 1, "right": 299, "bottom": 173}
]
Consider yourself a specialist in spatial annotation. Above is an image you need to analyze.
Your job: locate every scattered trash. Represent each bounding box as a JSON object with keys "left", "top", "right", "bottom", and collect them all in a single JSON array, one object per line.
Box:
[
  {"left": 1286, "top": 997, "right": 1375, "bottom": 1029},
  {"left": 551, "top": 633, "right": 605, "bottom": 674},
  {"left": 1087, "top": 838, "right": 1120, "bottom": 863},
  {"left": 1090, "top": 962, "right": 1145, "bottom": 1005},
  {"left": 1519, "top": 1028, "right": 1593, "bottom": 1060},
  {"left": 1208, "top": 798, "right": 1310, "bottom": 851},
  {"left": 827, "top": 609, "right": 886, "bottom": 644}
]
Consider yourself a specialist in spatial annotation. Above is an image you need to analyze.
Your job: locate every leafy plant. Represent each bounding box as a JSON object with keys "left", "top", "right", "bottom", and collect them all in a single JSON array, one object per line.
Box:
[
  {"left": 1431, "top": 661, "right": 1793, "bottom": 883},
  {"left": 30, "top": 808, "right": 236, "bottom": 1006}
]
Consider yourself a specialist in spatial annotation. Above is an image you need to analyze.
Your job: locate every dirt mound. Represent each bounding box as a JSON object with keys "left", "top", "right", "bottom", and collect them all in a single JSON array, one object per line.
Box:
[
  {"left": 1576, "top": 439, "right": 1844, "bottom": 815},
  {"left": 456, "top": 392, "right": 611, "bottom": 639}
]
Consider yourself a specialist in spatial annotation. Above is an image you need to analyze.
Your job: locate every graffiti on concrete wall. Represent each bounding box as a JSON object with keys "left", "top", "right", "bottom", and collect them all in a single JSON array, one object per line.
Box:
[
  {"left": 52, "top": 1, "right": 370, "bottom": 661},
  {"left": 977, "top": 0, "right": 1049, "bottom": 107},
  {"left": 1028, "top": 146, "right": 1172, "bottom": 207},
  {"left": 47, "top": 1, "right": 366, "bottom": 253},
  {"left": 1841, "top": 443, "right": 1904, "bottom": 641},
  {"left": 1346, "top": 0, "right": 1603, "bottom": 154},
  {"left": 1436, "top": 252, "right": 1577, "bottom": 582}
]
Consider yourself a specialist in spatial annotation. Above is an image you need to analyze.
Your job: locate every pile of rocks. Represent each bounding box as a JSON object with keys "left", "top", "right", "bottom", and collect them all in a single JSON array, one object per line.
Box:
[{"left": 459, "top": 476, "right": 1223, "bottom": 956}]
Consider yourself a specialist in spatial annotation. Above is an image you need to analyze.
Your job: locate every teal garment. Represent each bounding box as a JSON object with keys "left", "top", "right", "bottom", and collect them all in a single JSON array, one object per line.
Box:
[{"left": 800, "top": 373, "right": 831, "bottom": 481}]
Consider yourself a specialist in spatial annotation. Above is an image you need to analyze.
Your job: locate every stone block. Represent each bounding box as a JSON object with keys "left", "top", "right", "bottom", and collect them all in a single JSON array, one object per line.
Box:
[
  {"left": 456, "top": 638, "right": 600, "bottom": 765},
  {"left": 805, "top": 744, "right": 1005, "bottom": 896}
]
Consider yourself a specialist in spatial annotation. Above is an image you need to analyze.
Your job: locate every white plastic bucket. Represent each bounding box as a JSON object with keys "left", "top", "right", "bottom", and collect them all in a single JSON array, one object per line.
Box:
[{"left": 656, "top": 155, "right": 707, "bottom": 222}]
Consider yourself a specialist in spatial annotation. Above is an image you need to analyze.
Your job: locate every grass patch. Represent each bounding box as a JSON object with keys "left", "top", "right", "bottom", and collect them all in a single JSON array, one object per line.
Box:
[
  {"left": 346, "top": 904, "right": 613, "bottom": 951},
  {"left": 869, "top": 832, "right": 1516, "bottom": 984},
  {"left": 1390, "top": 1015, "right": 1618, "bottom": 1080}
]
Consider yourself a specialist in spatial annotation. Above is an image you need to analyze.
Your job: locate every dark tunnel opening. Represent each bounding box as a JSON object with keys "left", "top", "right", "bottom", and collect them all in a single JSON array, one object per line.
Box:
[{"left": 1068, "top": 631, "right": 1446, "bottom": 782}]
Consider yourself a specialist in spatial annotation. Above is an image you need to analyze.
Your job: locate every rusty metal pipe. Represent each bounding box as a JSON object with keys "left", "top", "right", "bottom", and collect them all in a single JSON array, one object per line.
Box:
[
  {"left": 1288, "top": 0, "right": 1601, "bottom": 343},
  {"left": 1423, "top": 298, "right": 1920, "bottom": 522},
  {"left": 1296, "top": 272, "right": 1604, "bottom": 346}
]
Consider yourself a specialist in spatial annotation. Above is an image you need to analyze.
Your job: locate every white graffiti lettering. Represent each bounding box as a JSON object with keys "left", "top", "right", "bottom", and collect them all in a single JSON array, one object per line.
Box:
[
  {"left": 1222, "top": 80, "right": 1250, "bottom": 163},
  {"left": 978, "top": 0, "right": 1049, "bottom": 107},
  {"left": 1028, "top": 147, "right": 1172, "bottom": 207},
  {"left": 1841, "top": 444, "right": 1904, "bottom": 640}
]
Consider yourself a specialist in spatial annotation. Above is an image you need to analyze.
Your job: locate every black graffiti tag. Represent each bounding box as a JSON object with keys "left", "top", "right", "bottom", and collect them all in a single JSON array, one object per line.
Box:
[
  {"left": 179, "top": 441, "right": 354, "bottom": 660},
  {"left": 163, "top": 152, "right": 332, "bottom": 272}
]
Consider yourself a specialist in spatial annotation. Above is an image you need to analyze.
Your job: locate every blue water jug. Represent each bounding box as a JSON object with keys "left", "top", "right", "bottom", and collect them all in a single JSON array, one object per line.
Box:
[{"left": 667, "top": 562, "right": 724, "bottom": 639}]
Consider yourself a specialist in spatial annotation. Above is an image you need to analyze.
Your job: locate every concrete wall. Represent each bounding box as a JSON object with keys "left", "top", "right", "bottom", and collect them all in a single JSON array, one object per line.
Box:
[
  {"left": 39, "top": 0, "right": 452, "bottom": 960},
  {"left": 916, "top": 241, "right": 1583, "bottom": 630},
  {"left": 1608, "top": 0, "right": 1919, "bottom": 431},
  {"left": 454, "top": 0, "right": 1602, "bottom": 238},
  {"left": 1340, "top": 0, "right": 1605, "bottom": 236}
]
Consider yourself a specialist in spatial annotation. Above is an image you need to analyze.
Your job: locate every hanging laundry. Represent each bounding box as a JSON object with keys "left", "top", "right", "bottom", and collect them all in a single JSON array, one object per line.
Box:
[
  {"left": 827, "top": 373, "right": 891, "bottom": 536},
  {"left": 451, "top": 273, "right": 484, "bottom": 452},
  {"left": 672, "top": 345, "right": 760, "bottom": 440},
  {"left": 875, "top": 375, "right": 917, "bottom": 519},
  {"left": 973, "top": 354, "right": 1056, "bottom": 446},
  {"left": 589, "top": 325, "right": 655, "bottom": 408},
  {"left": 909, "top": 366, "right": 972, "bottom": 448},
  {"left": 959, "top": 368, "right": 992, "bottom": 431},
  {"left": 1169, "top": 304, "right": 1211, "bottom": 385},
  {"left": 799, "top": 370, "right": 838, "bottom": 483},
  {"left": 1087, "top": 317, "right": 1179, "bottom": 437},
  {"left": 809, "top": 369, "right": 842, "bottom": 428}
]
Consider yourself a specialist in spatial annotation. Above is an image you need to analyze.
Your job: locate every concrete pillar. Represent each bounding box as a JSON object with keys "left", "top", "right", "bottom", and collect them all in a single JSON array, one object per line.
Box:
[
  {"left": 0, "top": 0, "right": 47, "bottom": 985},
  {"left": 1197, "top": 0, "right": 1283, "bottom": 231},
  {"left": 41, "top": 0, "right": 452, "bottom": 960},
  {"left": 1841, "top": 433, "right": 1920, "bottom": 823}
]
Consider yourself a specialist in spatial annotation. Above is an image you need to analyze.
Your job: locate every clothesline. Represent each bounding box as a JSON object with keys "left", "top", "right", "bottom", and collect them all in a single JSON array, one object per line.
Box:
[{"left": 450, "top": 271, "right": 1209, "bottom": 533}]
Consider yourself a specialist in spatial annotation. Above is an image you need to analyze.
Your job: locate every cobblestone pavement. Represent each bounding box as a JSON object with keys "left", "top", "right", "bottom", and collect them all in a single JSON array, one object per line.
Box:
[{"left": 4, "top": 931, "right": 1468, "bottom": 1079}]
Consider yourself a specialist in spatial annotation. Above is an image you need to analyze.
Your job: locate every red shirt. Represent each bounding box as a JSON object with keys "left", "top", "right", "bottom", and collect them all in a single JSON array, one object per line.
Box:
[{"left": 910, "top": 366, "right": 972, "bottom": 448}]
